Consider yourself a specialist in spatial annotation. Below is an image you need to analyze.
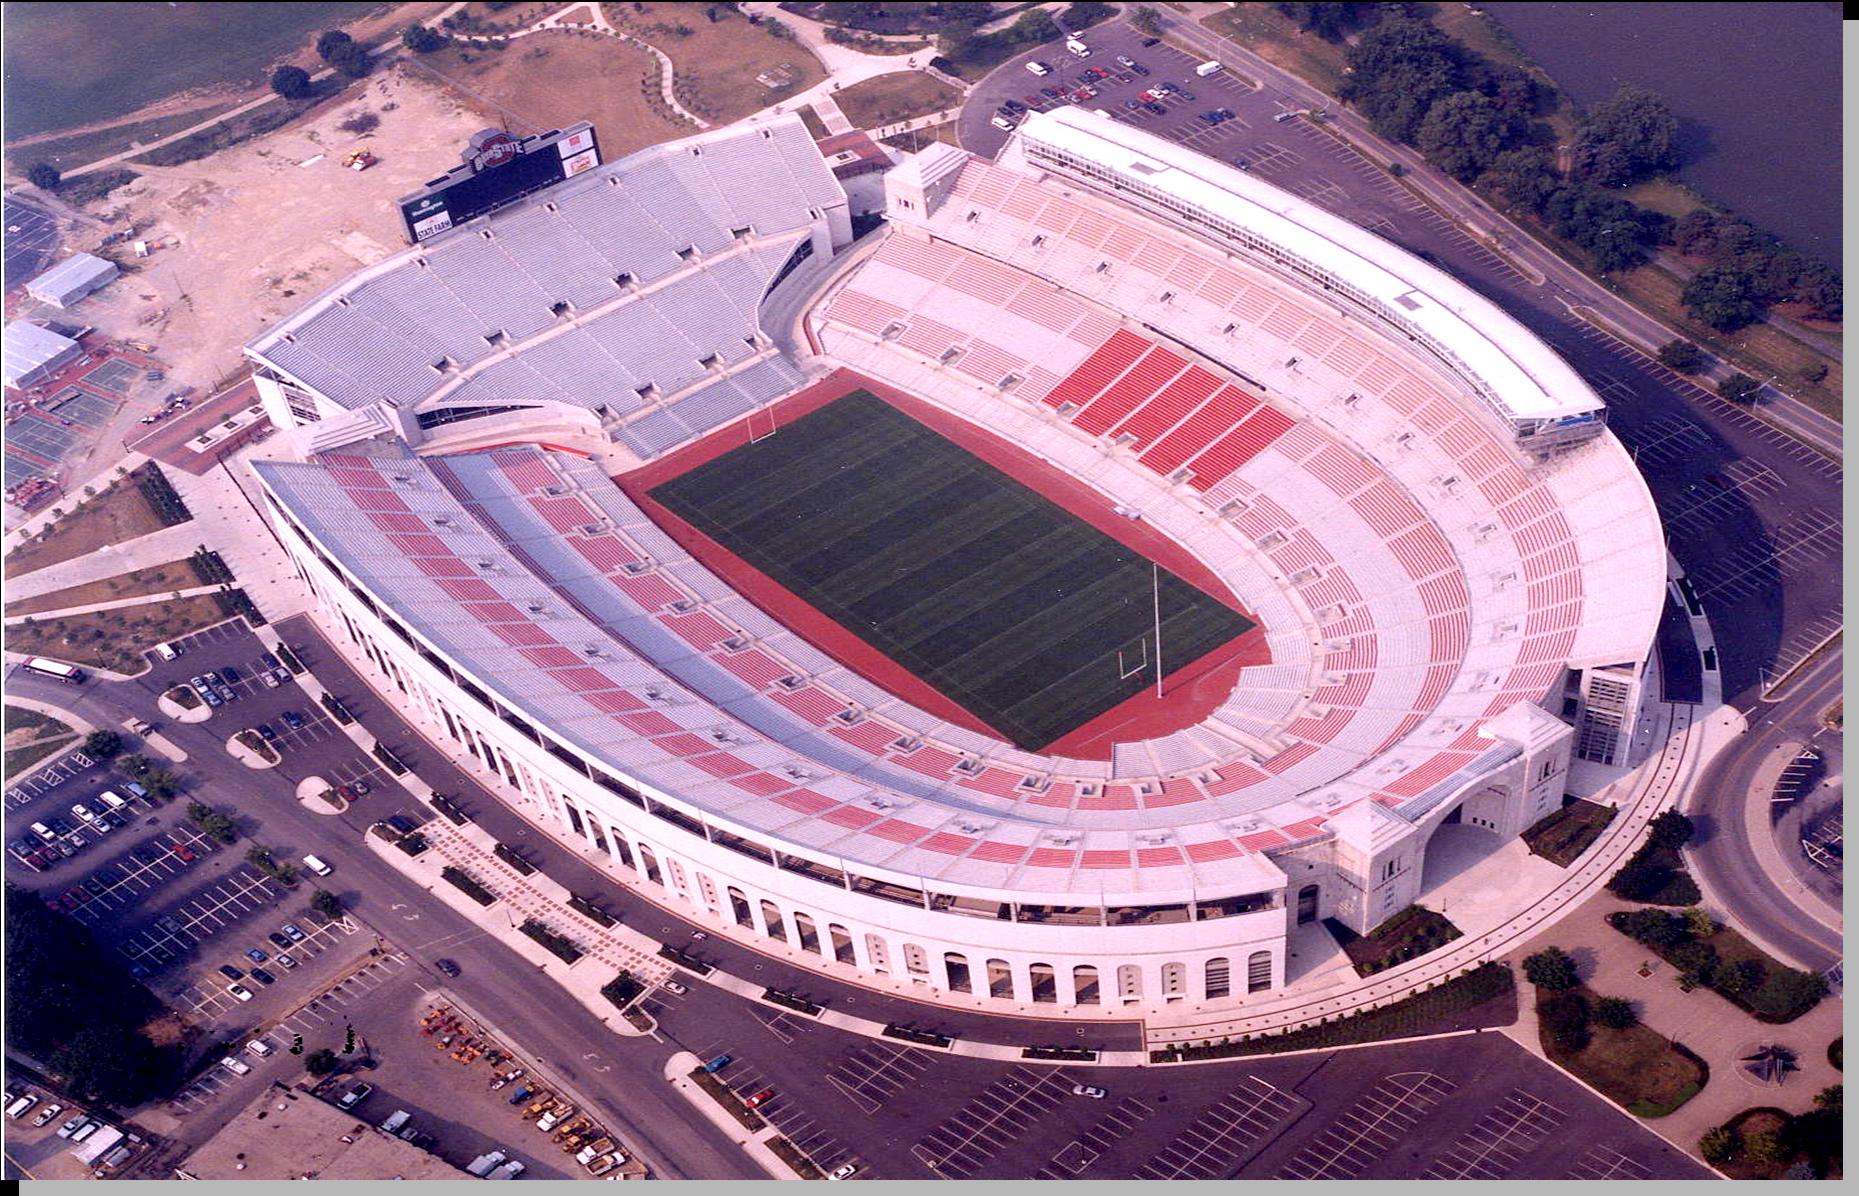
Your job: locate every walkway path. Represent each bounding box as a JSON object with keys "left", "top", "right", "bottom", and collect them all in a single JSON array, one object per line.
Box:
[
  {"left": 3, "top": 584, "right": 223, "bottom": 625},
  {"left": 4, "top": 521, "right": 206, "bottom": 602}
]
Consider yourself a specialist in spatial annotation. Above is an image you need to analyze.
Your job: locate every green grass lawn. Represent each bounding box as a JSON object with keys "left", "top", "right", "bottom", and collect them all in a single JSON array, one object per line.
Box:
[
  {"left": 832, "top": 71, "right": 961, "bottom": 130},
  {"left": 1331, "top": 905, "right": 1464, "bottom": 977},
  {"left": 1537, "top": 986, "right": 1707, "bottom": 1118},
  {"left": 1521, "top": 798, "right": 1618, "bottom": 867},
  {"left": 650, "top": 392, "right": 1253, "bottom": 750}
]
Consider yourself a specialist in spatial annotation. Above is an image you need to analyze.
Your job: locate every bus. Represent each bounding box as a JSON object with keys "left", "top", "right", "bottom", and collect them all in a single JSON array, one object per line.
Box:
[{"left": 22, "top": 657, "right": 85, "bottom": 684}]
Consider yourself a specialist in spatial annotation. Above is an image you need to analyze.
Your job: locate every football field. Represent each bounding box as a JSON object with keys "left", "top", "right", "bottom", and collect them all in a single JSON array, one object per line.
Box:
[{"left": 649, "top": 392, "right": 1254, "bottom": 751}]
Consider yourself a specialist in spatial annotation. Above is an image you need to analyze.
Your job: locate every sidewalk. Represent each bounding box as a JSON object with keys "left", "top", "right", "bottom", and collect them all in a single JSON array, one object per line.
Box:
[
  {"left": 3, "top": 584, "right": 223, "bottom": 625},
  {"left": 1510, "top": 886, "right": 1844, "bottom": 1164}
]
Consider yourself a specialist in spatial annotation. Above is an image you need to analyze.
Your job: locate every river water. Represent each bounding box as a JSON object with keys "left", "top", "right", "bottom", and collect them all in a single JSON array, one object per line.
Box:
[{"left": 1490, "top": 1, "right": 1842, "bottom": 266}]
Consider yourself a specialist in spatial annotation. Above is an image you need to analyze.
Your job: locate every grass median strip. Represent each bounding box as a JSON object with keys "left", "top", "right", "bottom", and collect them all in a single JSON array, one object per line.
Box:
[{"left": 687, "top": 1066, "right": 766, "bottom": 1131}]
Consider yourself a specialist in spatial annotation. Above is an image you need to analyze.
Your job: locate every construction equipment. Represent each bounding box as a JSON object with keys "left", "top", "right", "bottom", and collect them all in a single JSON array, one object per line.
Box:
[{"left": 342, "top": 149, "right": 378, "bottom": 171}]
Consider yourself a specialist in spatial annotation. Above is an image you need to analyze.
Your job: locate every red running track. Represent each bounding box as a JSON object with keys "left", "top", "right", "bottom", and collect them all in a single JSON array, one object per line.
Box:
[{"left": 617, "top": 368, "right": 1271, "bottom": 762}]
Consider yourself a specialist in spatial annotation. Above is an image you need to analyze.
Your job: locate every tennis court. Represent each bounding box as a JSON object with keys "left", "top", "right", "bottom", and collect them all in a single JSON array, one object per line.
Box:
[
  {"left": 5, "top": 413, "right": 81, "bottom": 481},
  {"left": 47, "top": 387, "right": 119, "bottom": 428},
  {"left": 76, "top": 357, "right": 142, "bottom": 394},
  {"left": 650, "top": 390, "right": 1253, "bottom": 751}
]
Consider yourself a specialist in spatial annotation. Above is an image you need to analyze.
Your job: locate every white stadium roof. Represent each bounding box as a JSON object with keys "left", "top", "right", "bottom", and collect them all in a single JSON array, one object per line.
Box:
[{"left": 1018, "top": 107, "right": 1600, "bottom": 427}]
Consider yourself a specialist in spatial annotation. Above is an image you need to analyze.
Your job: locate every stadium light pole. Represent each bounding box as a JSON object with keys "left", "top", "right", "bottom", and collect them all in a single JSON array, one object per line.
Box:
[{"left": 1152, "top": 564, "right": 1164, "bottom": 699}]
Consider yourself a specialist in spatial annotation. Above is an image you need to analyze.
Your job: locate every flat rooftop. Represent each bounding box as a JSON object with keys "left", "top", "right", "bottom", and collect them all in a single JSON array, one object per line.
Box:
[{"left": 177, "top": 1083, "right": 467, "bottom": 1181}]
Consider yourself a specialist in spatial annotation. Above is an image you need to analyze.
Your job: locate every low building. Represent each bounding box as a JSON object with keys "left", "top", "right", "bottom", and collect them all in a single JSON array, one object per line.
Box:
[
  {"left": 3, "top": 321, "right": 83, "bottom": 389},
  {"left": 174, "top": 1083, "right": 468, "bottom": 1181},
  {"left": 25, "top": 252, "right": 119, "bottom": 309}
]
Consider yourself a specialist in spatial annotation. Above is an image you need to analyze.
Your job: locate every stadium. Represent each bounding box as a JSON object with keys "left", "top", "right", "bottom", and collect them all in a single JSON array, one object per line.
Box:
[{"left": 249, "top": 106, "right": 1664, "bottom": 1012}]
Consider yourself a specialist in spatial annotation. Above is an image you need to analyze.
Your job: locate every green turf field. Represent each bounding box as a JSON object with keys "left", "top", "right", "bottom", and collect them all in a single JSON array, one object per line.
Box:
[{"left": 649, "top": 392, "right": 1254, "bottom": 751}]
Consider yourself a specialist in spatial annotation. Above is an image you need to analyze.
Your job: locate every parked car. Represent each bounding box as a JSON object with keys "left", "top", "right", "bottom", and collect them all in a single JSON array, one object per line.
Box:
[
  {"left": 662, "top": 980, "right": 688, "bottom": 996},
  {"left": 215, "top": 686, "right": 236, "bottom": 703},
  {"left": 268, "top": 932, "right": 293, "bottom": 950},
  {"left": 1130, "top": 62, "right": 1150, "bottom": 76},
  {"left": 745, "top": 1088, "right": 776, "bottom": 1109},
  {"left": 171, "top": 842, "right": 196, "bottom": 862},
  {"left": 245, "top": 947, "right": 268, "bottom": 963},
  {"left": 828, "top": 1164, "right": 859, "bottom": 1181},
  {"left": 1116, "top": 54, "right": 1135, "bottom": 68},
  {"left": 1071, "top": 1084, "right": 1107, "bottom": 1099},
  {"left": 249, "top": 968, "right": 277, "bottom": 986},
  {"left": 349, "top": 780, "right": 370, "bottom": 797},
  {"left": 204, "top": 671, "right": 223, "bottom": 687},
  {"left": 280, "top": 711, "right": 304, "bottom": 729},
  {"left": 218, "top": 964, "right": 245, "bottom": 981},
  {"left": 222, "top": 665, "right": 241, "bottom": 683},
  {"left": 435, "top": 959, "right": 461, "bottom": 978},
  {"left": 338, "top": 1084, "right": 374, "bottom": 1110},
  {"left": 31, "top": 1102, "right": 63, "bottom": 1127},
  {"left": 57, "top": 1113, "right": 88, "bottom": 1137},
  {"left": 281, "top": 923, "right": 306, "bottom": 942},
  {"left": 276, "top": 954, "right": 297, "bottom": 970},
  {"left": 70, "top": 803, "right": 96, "bottom": 824},
  {"left": 255, "top": 724, "right": 278, "bottom": 743}
]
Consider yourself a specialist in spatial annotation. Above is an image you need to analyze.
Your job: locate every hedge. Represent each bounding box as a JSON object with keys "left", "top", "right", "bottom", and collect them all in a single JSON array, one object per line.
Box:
[
  {"left": 761, "top": 988, "right": 824, "bottom": 1017},
  {"left": 568, "top": 894, "right": 616, "bottom": 927},
  {"left": 657, "top": 944, "right": 713, "bottom": 975},
  {"left": 1023, "top": 1045, "right": 1099, "bottom": 1062},
  {"left": 518, "top": 919, "right": 583, "bottom": 964},
  {"left": 493, "top": 842, "right": 536, "bottom": 875},
  {"left": 883, "top": 1024, "right": 953, "bottom": 1048},
  {"left": 440, "top": 865, "right": 496, "bottom": 906}
]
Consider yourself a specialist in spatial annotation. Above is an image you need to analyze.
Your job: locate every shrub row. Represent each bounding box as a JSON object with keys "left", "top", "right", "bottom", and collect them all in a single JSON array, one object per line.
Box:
[
  {"left": 518, "top": 919, "right": 583, "bottom": 964},
  {"left": 440, "top": 865, "right": 496, "bottom": 906},
  {"left": 761, "top": 988, "right": 824, "bottom": 1017},
  {"left": 568, "top": 894, "right": 616, "bottom": 927},
  {"left": 493, "top": 842, "right": 536, "bottom": 875},
  {"left": 1023, "top": 1045, "right": 1099, "bottom": 1062},
  {"left": 657, "top": 944, "right": 713, "bottom": 975},
  {"left": 883, "top": 1024, "right": 954, "bottom": 1049}
]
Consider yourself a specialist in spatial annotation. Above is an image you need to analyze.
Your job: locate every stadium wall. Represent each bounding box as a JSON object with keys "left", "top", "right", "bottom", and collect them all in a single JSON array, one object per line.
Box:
[{"left": 264, "top": 487, "right": 1308, "bottom": 1009}]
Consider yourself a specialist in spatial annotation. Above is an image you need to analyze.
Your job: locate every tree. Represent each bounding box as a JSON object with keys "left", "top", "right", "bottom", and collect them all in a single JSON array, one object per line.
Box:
[
  {"left": 1681, "top": 905, "right": 1715, "bottom": 937},
  {"left": 1747, "top": 968, "right": 1830, "bottom": 1021},
  {"left": 304, "top": 1047, "right": 339, "bottom": 1076},
  {"left": 1060, "top": 1, "right": 1114, "bottom": 30},
  {"left": 1647, "top": 809, "right": 1695, "bottom": 849},
  {"left": 402, "top": 24, "right": 448, "bottom": 52},
  {"left": 1813, "top": 1084, "right": 1841, "bottom": 1113},
  {"left": 1718, "top": 373, "right": 1762, "bottom": 405},
  {"left": 935, "top": 20, "right": 978, "bottom": 60},
  {"left": 1572, "top": 84, "right": 1680, "bottom": 186},
  {"left": 1698, "top": 1127, "right": 1735, "bottom": 1164},
  {"left": 50, "top": 1023, "right": 170, "bottom": 1106},
  {"left": 1522, "top": 947, "right": 1580, "bottom": 991},
  {"left": 1672, "top": 208, "right": 1722, "bottom": 256},
  {"left": 1717, "top": 958, "right": 1765, "bottom": 997},
  {"left": 316, "top": 29, "right": 355, "bottom": 61},
  {"left": 1340, "top": 20, "right": 1468, "bottom": 144},
  {"left": 1656, "top": 339, "right": 1705, "bottom": 373},
  {"left": 1743, "top": 1128, "right": 1786, "bottom": 1164},
  {"left": 1540, "top": 182, "right": 1670, "bottom": 273},
  {"left": 1683, "top": 265, "right": 1766, "bottom": 331},
  {"left": 1539, "top": 990, "right": 1591, "bottom": 1053},
  {"left": 1128, "top": 4, "right": 1165, "bottom": 37},
  {"left": 1009, "top": 8, "right": 1059, "bottom": 45},
  {"left": 328, "top": 41, "right": 372, "bottom": 78},
  {"left": 1274, "top": 2, "right": 1376, "bottom": 40},
  {"left": 1415, "top": 91, "right": 1516, "bottom": 183},
  {"left": 83, "top": 729, "right": 123, "bottom": 759},
  {"left": 1790, "top": 261, "right": 1843, "bottom": 321},
  {"left": 25, "top": 162, "right": 60, "bottom": 190},
  {"left": 1616, "top": 907, "right": 1686, "bottom": 947},
  {"left": 1484, "top": 147, "right": 1559, "bottom": 214},
  {"left": 311, "top": 890, "right": 344, "bottom": 919},
  {"left": 1669, "top": 939, "right": 1719, "bottom": 986},
  {"left": 271, "top": 65, "right": 314, "bottom": 100},
  {"left": 1592, "top": 995, "right": 1637, "bottom": 1029},
  {"left": 186, "top": 802, "right": 237, "bottom": 843}
]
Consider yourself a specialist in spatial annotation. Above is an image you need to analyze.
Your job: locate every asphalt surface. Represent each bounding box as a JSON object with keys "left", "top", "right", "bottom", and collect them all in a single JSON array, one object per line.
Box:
[
  {"left": 1, "top": 644, "right": 761, "bottom": 1182},
  {"left": 1683, "top": 648, "right": 1843, "bottom": 971}
]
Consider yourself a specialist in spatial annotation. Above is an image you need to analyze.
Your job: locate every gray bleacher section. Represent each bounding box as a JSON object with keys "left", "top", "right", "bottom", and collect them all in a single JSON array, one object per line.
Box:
[
  {"left": 252, "top": 119, "right": 840, "bottom": 413},
  {"left": 612, "top": 356, "right": 806, "bottom": 458}
]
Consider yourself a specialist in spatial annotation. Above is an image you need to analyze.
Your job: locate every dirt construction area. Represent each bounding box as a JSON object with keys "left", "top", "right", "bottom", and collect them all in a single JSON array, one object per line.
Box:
[{"left": 63, "top": 66, "right": 493, "bottom": 395}]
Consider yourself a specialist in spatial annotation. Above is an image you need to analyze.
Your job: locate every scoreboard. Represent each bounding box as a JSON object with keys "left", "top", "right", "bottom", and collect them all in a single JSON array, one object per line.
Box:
[{"left": 397, "top": 122, "right": 601, "bottom": 244}]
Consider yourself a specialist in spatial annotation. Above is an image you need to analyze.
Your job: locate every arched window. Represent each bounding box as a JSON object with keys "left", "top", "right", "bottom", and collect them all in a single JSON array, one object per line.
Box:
[
  {"left": 986, "top": 959, "right": 1014, "bottom": 999},
  {"left": 727, "top": 887, "right": 753, "bottom": 928},
  {"left": 637, "top": 844, "right": 663, "bottom": 886},
  {"left": 944, "top": 952, "right": 973, "bottom": 993},
  {"left": 1205, "top": 957, "right": 1231, "bottom": 999},
  {"left": 829, "top": 923, "right": 856, "bottom": 965},
  {"left": 1247, "top": 951, "right": 1273, "bottom": 992},
  {"left": 793, "top": 911, "right": 821, "bottom": 954},
  {"left": 759, "top": 900, "right": 786, "bottom": 942},
  {"left": 1029, "top": 962, "right": 1057, "bottom": 1003},
  {"left": 1073, "top": 964, "right": 1100, "bottom": 1005}
]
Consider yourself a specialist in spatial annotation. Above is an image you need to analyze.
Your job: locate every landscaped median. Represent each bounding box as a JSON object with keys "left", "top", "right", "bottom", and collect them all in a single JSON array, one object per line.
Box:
[
  {"left": 1522, "top": 799, "right": 1619, "bottom": 867},
  {"left": 1151, "top": 963, "right": 1517, "bottom": 1063},
  {"left": 1524, "top": 947, "right": 1707, "bottom": 1119},
  {"left": 227, "top": 728, "right": 279, "bottom": 769},
  {"left": 159, "top": 684, "right": 212, "bottom": 722}
]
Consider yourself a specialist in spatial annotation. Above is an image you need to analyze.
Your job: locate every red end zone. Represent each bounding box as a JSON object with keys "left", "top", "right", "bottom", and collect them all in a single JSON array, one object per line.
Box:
[{"left": 618, "top": 368, "right": 1272, "bottom": 762}]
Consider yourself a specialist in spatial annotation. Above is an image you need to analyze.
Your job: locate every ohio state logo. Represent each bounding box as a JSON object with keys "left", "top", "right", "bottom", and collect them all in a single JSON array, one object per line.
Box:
[{"left": 465, "top": 129, "right": 523, "bottom": 173}]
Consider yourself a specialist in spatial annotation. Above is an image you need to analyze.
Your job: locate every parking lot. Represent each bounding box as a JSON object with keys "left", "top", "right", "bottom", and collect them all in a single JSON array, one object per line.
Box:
[{"left": 911, "top": 1065, "right": 1077, "bottom": 1177}]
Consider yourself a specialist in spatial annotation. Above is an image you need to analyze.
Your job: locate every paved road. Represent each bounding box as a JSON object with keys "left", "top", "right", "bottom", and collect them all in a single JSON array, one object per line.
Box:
[
  {"left": 1, "top": 654, "right": 761, "bottom": 1182},
  {"left": 1683, "top": 648, "right": 1843, "bottom": 971}
]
